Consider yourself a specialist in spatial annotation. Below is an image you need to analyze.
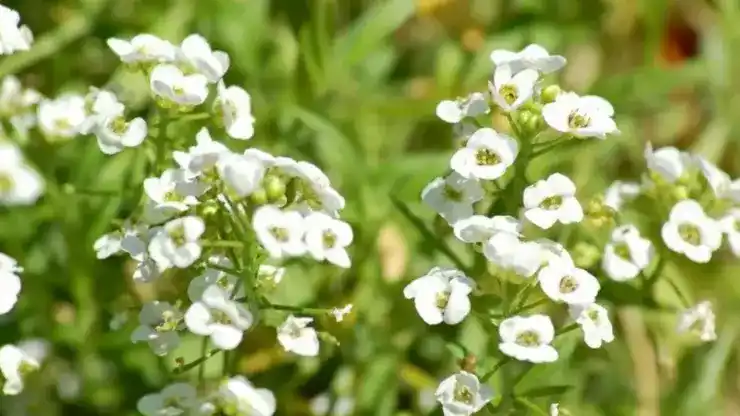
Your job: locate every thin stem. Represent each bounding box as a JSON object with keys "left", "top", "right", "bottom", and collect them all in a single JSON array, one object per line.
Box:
[
  {"left": 511, "top": 297, "right": 548, "bottom": 315},
  {"left": 666, "top": 275, "right": 692, "bottom": 308},
  {"left": 514, "top": 397, "right": 549, "bottom": 416},
  {"left": 173, "top": 112, "right": 211, "bottom": 123},
  {"left": 202, "top": 240, "right": 245, "bottom": 249},
  {"left": 197, "top": 337, "right": 208, "bottom": 385},
  {"left": 480, "top": 357, "right": 511, "bottom": 382},
  {"left": 556, "top": 322, "right": 579, "bottom": 336},
  {"left": 174, "top": 348, "right": 222, "bottom": 375},
  {"left": 261, "top": 299, "right": 332, "bottom": 316},
  {"left": 155, "top": 111, "right": 170, "bottom": 172},
  {"left": 205, "top": 262, "right": 242, "bottom": 276}
]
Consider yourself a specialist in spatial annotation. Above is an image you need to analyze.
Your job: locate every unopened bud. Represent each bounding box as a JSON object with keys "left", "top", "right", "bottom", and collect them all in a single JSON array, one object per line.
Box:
[
  {"left": 541, "top": 85, "right": 561, "bottom": 104},
  {"left": 459, "top": 354, "right": 477, "bottom": 372},
  {"left": 264, "top": 176, "right": 286, "bottom": 202},
  {"left": 249, "top": 188, "right": 268, "bottom": 206},
  {"left": 572, "top": 241, "right": 601, "bottom": 269},
  {"left": 672, "top": 185, "right": 689, "bottom": 200},
  {"left": 517, "top": 110, "right": 534, "bottom": 127},
  {"left": 525, "top": 114, "right": 543, "bottom": 132}
]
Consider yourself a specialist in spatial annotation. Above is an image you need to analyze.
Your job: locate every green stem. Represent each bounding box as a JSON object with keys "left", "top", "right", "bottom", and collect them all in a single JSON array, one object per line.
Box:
[
  {"left": 197, "top": 337, "right": 208, "bottom": 386},
  {"left": 202, "top": 240, "right": 245, "bottom": 249},
  {"left": 261, "top": 300, "right": 332, "bottom": 316},
  {"left": 666, "top": 275, "right": 692, "bottom": 308},
  {"left": 155, "top": 111, "right": 170, "bottom": 172},
  {"left": 505, "top": 114, "right": 533, "bottom": 215},
  {"left": 480, "top": 357, "right": 511, "bottom": 382},
  {"left": 511, "top": 298, "right": 548, "bottom": 315},
  {"left": 514, "top": 397, "right": 549, "bottom": 416},
  {"left": 174, "top": 348, "right": 222, "bottom": 375}
]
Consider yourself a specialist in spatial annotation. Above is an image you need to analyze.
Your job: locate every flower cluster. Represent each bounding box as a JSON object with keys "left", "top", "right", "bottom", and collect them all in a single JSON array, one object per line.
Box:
[{"left": 415, "top": 43, "right": 736, "bottom": 415}]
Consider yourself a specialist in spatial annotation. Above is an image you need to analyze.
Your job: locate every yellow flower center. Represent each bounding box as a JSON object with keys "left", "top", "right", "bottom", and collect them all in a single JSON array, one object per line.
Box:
[
  {"left": 559, "top": 276, "right": 579, "bottom": 294},
  {"left": 109, "top": 117, "right": 128, "bottom": 135},
  {"left": 515, "top": 330, "right": 540, "bottom": 347},
  {"left": 568, "top": 112, "right": 591, "bottom": 129},
  {"left": 168, "top": 224, "right": 187, "bottom": 247},
  {"left": 322, "top": 230, "right": 337, "bottom": 248},
  {"left": 269, "top": 226, "right": 289, "bottom": 242},
  {"left": 443, "top": 185, "right": 463, "bottom": 202},
  {"left": 541, "top": 195, "right": 563, "bottom": 210},
  {"left": 0, "top": 173, "right": 13, "bottom": 194},
  {"left": 613, "top": 242, "right": 631, "bottom": 261},
  {"left": 475, "top": 148, "right": 501, "bottom": 166},
  {"left": 453, "top": 383, "right": 474, "bottom": 404},
  {"left": 499, "top": 84, "right": 518, "bottom": 105},
  {"left": 678, "top": 223, "right": 701, "bottom": 245},
  {"left": 435, "top": 291, "right": 450, "bottom": 309}
]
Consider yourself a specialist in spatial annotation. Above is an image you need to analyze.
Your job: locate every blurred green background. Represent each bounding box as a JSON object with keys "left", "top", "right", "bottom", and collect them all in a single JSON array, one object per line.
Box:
[{"left": 2, "top": 0, "right": 740, "bottom": 414}]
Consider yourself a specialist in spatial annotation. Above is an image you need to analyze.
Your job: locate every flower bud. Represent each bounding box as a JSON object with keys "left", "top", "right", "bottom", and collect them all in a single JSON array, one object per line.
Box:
[
  {"left": 541, "top": 85, "right": 561, "bottom": 103},
  {"left": 572, "top": 241, "right": 601, "bottom": 269},
  {"left": 248, "top": 188, "right": 268, "bottom": 206},
  {"left": 459, "top": 354, "right": 478, "bottom": 372},
  {"left": 525, "top": 114, "right": 543, "bottom": 132},
  {"left": 672, "top": 185, "right": 689, "bottom": 201},
  {"left": 264, "top": 175, "right": 286, "bottom": 202},
  {"left": 584, "top": 195, "right": 615, "bottom": 228},
  {"left": 517, "top": 110, "right": 534, "bottom": 127}
]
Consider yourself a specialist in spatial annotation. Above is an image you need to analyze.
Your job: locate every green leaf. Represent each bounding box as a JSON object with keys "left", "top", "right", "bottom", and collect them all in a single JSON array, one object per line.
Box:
[
  {"left": 445, "top": 341, "right": 467, "bottom": 360},
  {"left": 516, "top": 384, "right": 573, "bottom": 398}
]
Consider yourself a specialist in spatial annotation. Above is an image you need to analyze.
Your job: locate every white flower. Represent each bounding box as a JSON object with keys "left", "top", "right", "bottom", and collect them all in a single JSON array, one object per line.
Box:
[
  {"left": 0, "top": 5, "right": 33, "bottom": 56},
  {"left": 187, "top": 255, "right": 244, "bottom": 301},
  {"left": 720, "top": 209, "right": 740, "bottom": 256},
  {"left": 490, "top": 44, "right": 566, "bottom": 74},
  {"left": 523, "top": 173, "right": 583, "bottom": 229},
  {"left": 173, "top": 127, "right": 230, "bottom": 176},
  {"left": 330, "top": 304, "right": 353, "bottom": 323},
  {"left": 0, "top": 271, "right": 21, "bottom": 315},
  {"left": 602, "top": 225, "right": 654, "bottom": 281},
  {"left": 435, "top": 371, "right": 493, "bottom": 416},
  {"left": 79, "top": 87, "right": 124, "bottom": 134},
  {"left": 453, "top": 214, "right": 520, "bottom": 244},
  {"left": 403, "top": 267, "right": 475, "bottom": 325},
  {"left": 217, "top": 152, "right": 266, "bottom": 197},
  {"left": 131, "top": 301, "right": 182, "bottom": 356},
  {"left": 499, "top": 315, "right": 558, "bottom": 363},
  {"left": 256, "top": 264, "right": 285, "bottom": 288},
  {"left": 107, "top": 34, "right": 175, "bottom": 64},
  {"left": 542, "top": 92, "right": 618, "bottom": 139},
  {"left": 603, "top": 180, "right": 641, "bottom": 211},
  {"left": 644, "top": 143, "right": 691, "bottom": 183},
  {"left": 0, "top": 76, "right": 41, "bottom": 133},
  {"left": 253, "top": 205, "right": 306, "bottom": 259},
  {"left": 0, "top": 155, "right": 44, "bottom": 206},
  {"left": 304, "top": 212, "right": 353, "bottom": 268},
  {"left": 177, "top": 34, "right": 230, "bottom": 83},
  {"left": 276, "top": 158, "right": 345, "bottom": 214},
  {"left": 94, "top": 115, "right": 148, "bottom": 155},
  {"left": 93, "top": 233, "right": 122, "bottom": 260},
  {"left": 422, "top": 172, "right": 484, "bottom": 224},
  {"left": 435, "top": 93, "right": 488, "bottom": 124},
  {"left": 277, "top": 315, "right": 320, "bottom": 357},
  {"left": 217, "top": 376, "right": 276, "bottom": 416},
  {"left": 143, "top": 168, "right": 205, "bottom": 214},
  {"left": 538, "top": 260, "right": 600, "bottom": 305},
  {"left": 570, "top": 303, "right": 614, "bottom": 348},
  {"left": 137, "top": 383, "right": 198, "bottom": 416},
  {"left": 185, "top": 285, "right": 254, "bottom": 350},
  {"left": 677, "top": 301, "right": 716, "bottom": 342},
  {"left": 693, "top": 155, "right": 732, "bottom": 198},
  {"left": 216, "top": 81, "right": 254, "bottom": 139},
  {"left": 0, "top": 344, "right": 39, "bottom": 395},
  {"left": 489, "top": 65, "right": 539, "bottom": 112},
  {"left": 94, "top": 221, "right": 147, "bottom": 260},
  {"left": 150, "top": 64, "right": 209, "bottom": 106},
  {"left": 450, "top": 127, "right": 518, "bottom": 180},
  {"left": 148, "top": 216, "right": 205, "bottom": 269},
  {"left": 486, "top": 236, "right": 544, "bottom": 278},
  {"left": 37, "top": 94, "right": 87, "bottom": 139},
  {"left": 550, "top": 403, "right": 559, "bottom": 416},
  {"left": 661, "top": 199, "right": 722, "bottom": 263}
]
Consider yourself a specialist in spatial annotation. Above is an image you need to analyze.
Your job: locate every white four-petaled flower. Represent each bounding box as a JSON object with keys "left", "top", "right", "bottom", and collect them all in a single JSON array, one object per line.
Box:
[
  {"left": 490, "top": 44, "right": 566, "bottom": 74},
  {"left": 184, "top": 285, "right": 254, "bottom": 350},
  {"left": 602, "top": 224, "right": 654, "bottom": 281},
  {"left": 677, "top": 301, "right": 716, "bottom": 342},
  {"left": 216, "top": 81, "right": 255, "bottom": 140},
  {"left": 0, "top": 142, "right": 44, "bottom": 206},
  {"left": 523, "top": 173, "right": 583, "bottom": 229},
  {"left": 538, "top": 261, "right": 600, "bottom": 305},
  {"left": 542, "top": 92, "right": 618, "bottom": 139},
  {"left": 253, "top": 205, "right": 307, "bottom": 259},
  {"left": 435, "top": 371, "right": 493, "bottom": 416},
  {"left": 37, "top": 94, "right": 87, "bottom": 139},
  {"left": 0, "top": 5, "right": 33, "bottom": 56},
  {"left": 489, "top": 65, "right": 539, "bottom": 112},
  {"left": 435, "top": 93, "right": 489, "bottom": 124},
  {"left": 570, "top": 303, "right": 614, "bottom": 349},
  {"left": 498, "top": 315, "right": 558, "bottom": 363},
  {"left": 107, "top": 34, "right": 176, "bottom": 64},
  {"left": 148, "top": 216, "right": 205, "bottom": 269},
  {"left": 304, "top": 212, "right": 353, "bottom": 268},
  {"left": 173, "top": 127, "right": 230, "bottom": 176},
  {"left": 137, "top": 383, "right": 199, "bottom": 416},
  {"left": 277, "top": 315, "right": 320, "bottom": 357},
  {"left": 177, "top": 34, "right": 230, "bottom": 83},
  {"left": 661, "top": 199, "right": 722, "bottom": 263},
  {"left": 0, "top": 344, "right": 39, "bottom": 395},
  {"left": 450, "top": 127, "right": 518, "bottom": 180},
  {"left": 95, "top": 115, "right": 148, "bottom": 155},
  {"left": 131, "top": 301, "right": 182, "bottom": 356},
  {"left": 422, "top": 172, "right": 484, "bottom": 224},
  {"left": 403, "top": 267, "right": 475, "bottom": 326},
  {"left": 644, "top": 143, "right": 691, "bottom": 184},
  {"left": 150, "top": 64, "right": 209, "bottom": 106},
  {"left": 216, "top": 376, "right": 277, "bottom": 416}
]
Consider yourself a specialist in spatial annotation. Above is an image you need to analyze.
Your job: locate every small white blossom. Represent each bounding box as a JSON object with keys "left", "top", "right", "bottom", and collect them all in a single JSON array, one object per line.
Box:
[
  {"left": 304, "top": 212, "right": 353, "bottom": 268},
  {"left": 0, "top": 270, "right": 21, "bottom": 315},
  {"left": 693, "top": 155, "right": 732, "bottom": 199},
  {"left": 602, "top": 225, "right": 654, "bottom": 281},
  {"left": 435, "top": 93, "right": 489, "bottom": 124},
  {"left": 644, "top": 143, "right": 691, "bottom": 184},
  {"left": 0, "top": 153, "right": 44, "bottom": 206},
  {"left": 177, "top": 34, "right": 230, "bottom": 83},
  {"left": 277, "top": 315, "right": 320, "bottom": 357},
  {"left": 256, "top": 264, "right": 285, "bottom": 288},
  {"left": 217, "top": 152, "right": 266, "bottom": 197},
  {"left": 37, "top": 94, "right": 87, "bottom": 139},
  {"left": 453, "top": 214, "right": 520, "bottom": 244},
  {"left": 216, "top": 376, "right": 276, "bottom": 416},
  {"left": 79, "top": 87, "right": 124, "bottom": 134},
  {"left": 95, "top": 115, "right": 148, "bottom": 155},
  {"left": 498, "top": 315, "right": 558, "bottom": 363},
  {"left": 403, "top": 267, "right": 475, "bottom": 325},
  {"left": 0, "top": 76, "right": 41, "bottom": 133},
  {"left": 185, "top": 285, "right": 254, "bottom": 350},
  {"left": 450, "top": 127, "right": 518, "bottom": 180},
  {"left": 677, "top": 301, "right": 716, "bottom": 342},
  {"left": 173, "top": 127, "right": 230, "bottom": 176},
  {"left": 94, "top": 221, "right": 147, "bottom": 260},
  {"left": 148, "top": 216, "right": 205, "bottom": 269},
  {"left": 570, "top": 303, "right": 614, "bottom": 349},
  {"left": 137, "top": 383, "right": 198, "bottom": 416},
  {"left": 490, "top": 44, "right": 566, "bottom": 74},
  {"left": 523, "top": 173, "right": 583, "bottom": 229},
  {"left": 422, "top": 172, "right": 484, "bottom": 224},
  {"left": 720, "top": 209, "right": 740, "bottom": 256},
  {"left": 550, "top": 403, "right": 559, "bottom": 416},
  {"left": 0, "top": 5, "right": 33, "bottom": 56},
  {"left": 661, "top": 199, "right": 722, "bottom": 263},
  {"left": 538, "top": 261, "right": 600, "bottom": 305},
  {"left": 542, "top": 92, "right": 618, "bottom": 139},
  {"left": 107, "top": 34, "right": 176, "bottom": 64},
  {"left": 143, "top": 168, "right": 205, "bottom": 215},
  {"left": 216, "top": 81, "right": 255, "bottom": 139},
  {"left": 603, "top": 180, "right": 641, "bottom": 211},
  {"left": 0, "top": 344, "right": 39, "bottom": 395},
  {"left": 489, "top": 65, "right": 539, "bottom": 112},
  {"left": 188, "top": 255, "right": 244, "bottom": 301},
  {"left": 330, "top": 304, "right": 353, "bottom": 322},
  {"left": 276, "top": 158, "right": 345, "bottom": 214},
  {"left": 150, "top": 64, "right": 209, "bottom": 106},
  {"left": 131, "top": 301, "right": 182, "bottom": 356},
  {"left": 435, "top": 371, "right": 493, "bottom": 416},
  {"left": 253, "top": 205, "right": 306, "bottom": 259}
]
